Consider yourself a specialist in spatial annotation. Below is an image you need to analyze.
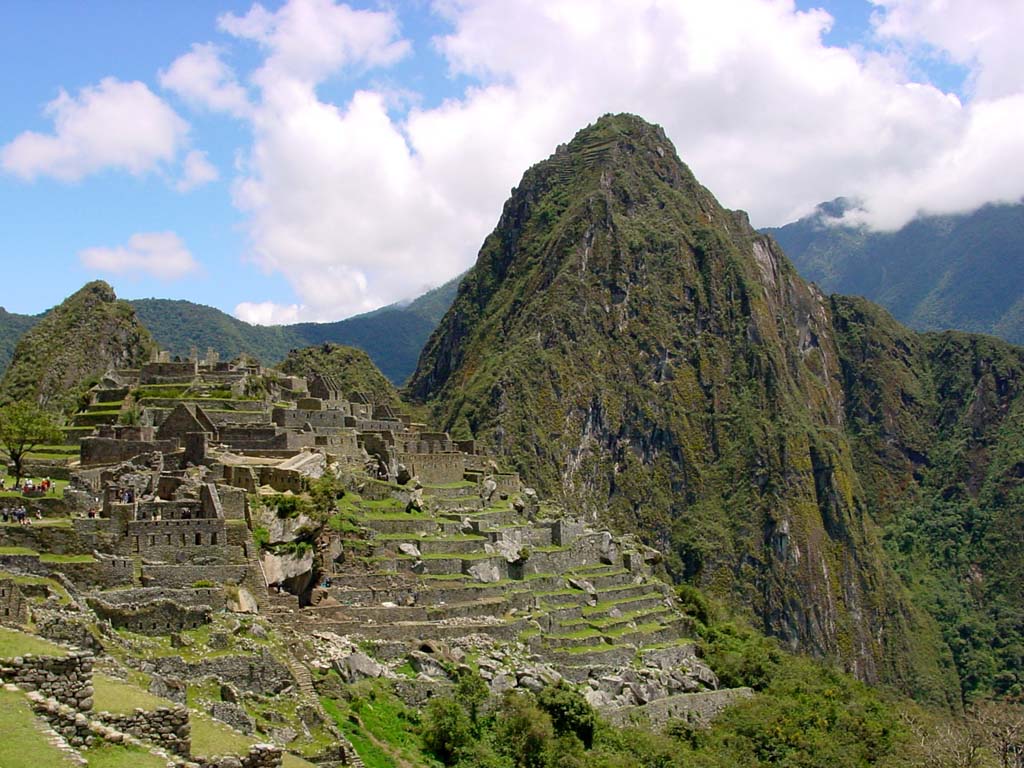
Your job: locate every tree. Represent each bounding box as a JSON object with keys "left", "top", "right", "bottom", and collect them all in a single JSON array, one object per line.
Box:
[
  {"left": 495, "top": 691, "right": 554, "bottom": 768},
  {"left": 537, "top": 682, "right": 598, "bottom": 748},
  {"left": 0, "top": 400, "right": 62, "bottom": 486},
  {"left": 422, "top": 694, "right": 474, "bottom": 765}
]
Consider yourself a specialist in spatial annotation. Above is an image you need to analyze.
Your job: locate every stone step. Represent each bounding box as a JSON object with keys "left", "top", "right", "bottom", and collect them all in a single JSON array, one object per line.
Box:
[
  {"left": 358, "top": 517, "right": 442, "bottom": 535},
  {"left": 585, "top": 605, "right": 675, "bottom": 633},
  {"left": 289, "top": 616, "right": 528, "bottom": 643},
  {"left": 594, "top": 582, "right": 664, "bottom": 602},
  {"left": 426, "top": 595, "right": 509, "bottom": 620},
  {"left": 581, "top": 593, "right": 669, "bottom": 622}
]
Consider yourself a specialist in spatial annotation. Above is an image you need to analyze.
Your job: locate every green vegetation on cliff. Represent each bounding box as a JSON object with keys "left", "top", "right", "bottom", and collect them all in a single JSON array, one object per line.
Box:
[
  {"left": 831, "top": 296, "right": 1024, "bottom": 700},
  {"left": 0, "top": 308, "right": 39, "bottom": 379},
  {"left": 409, "top": 113, "right": 956, "bottom": 702},
  {"left": 0, "top": 281, "right": 154, "bottom": 413},
  {"left": 279, "top": 343, "right": 401, "bottom": 407},
  {"left": 411, "top": 114, "right": 1024, "bottom": 706}
]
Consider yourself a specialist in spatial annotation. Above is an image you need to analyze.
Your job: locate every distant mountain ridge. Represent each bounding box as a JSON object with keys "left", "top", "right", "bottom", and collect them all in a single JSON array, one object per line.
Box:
[
  {"left": 0, "top": 275, "right": 462, "bottom": 386},
  {"left": 764, "top": 199, "right": 1024, "bottom": 344}
]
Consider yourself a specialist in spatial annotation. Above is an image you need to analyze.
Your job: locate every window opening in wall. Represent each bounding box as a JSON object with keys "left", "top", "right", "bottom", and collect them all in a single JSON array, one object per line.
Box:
[
  {"left": 195, "top": 532, "right": 202, "bottom": 545},
  {"left": 211, "top": 532, "right": 218, "bottom": 545},
  {"left": 149, "top": 535, "right": 156, "bottom": 546}
]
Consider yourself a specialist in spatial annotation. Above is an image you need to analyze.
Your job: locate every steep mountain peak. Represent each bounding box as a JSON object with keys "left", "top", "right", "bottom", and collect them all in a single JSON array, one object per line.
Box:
[
  {"left": 0, "top": 280, "right": 154, "bottom": 411},
  {"left": 408, "top": 114, "right": 958, "bottom": 702},
  {"left": 74, "top": 279, "right": 118, "bottom": 303}
]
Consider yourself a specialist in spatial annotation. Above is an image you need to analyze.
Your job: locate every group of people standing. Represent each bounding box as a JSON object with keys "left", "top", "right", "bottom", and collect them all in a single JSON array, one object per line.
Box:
[
  {"left": 0, "top": 476, "right": 54, "bottom": 494},
  {"left": 1, "top": 505, "right": 37, "bottom": 524}
]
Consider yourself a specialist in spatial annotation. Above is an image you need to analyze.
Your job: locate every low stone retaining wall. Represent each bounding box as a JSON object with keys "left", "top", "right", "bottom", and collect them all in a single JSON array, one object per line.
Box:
[
  {"left": 0, "top": 649, "right": 93, "bottom": 709},
  {"left": 602, "top": 687, "right": 754, "bottom": 729},
  {"left": 20, "top": 685, "right": 282, "bottom": 767},
  {"left": 97, "top": 705, "right": 191, "bottom": 756}
]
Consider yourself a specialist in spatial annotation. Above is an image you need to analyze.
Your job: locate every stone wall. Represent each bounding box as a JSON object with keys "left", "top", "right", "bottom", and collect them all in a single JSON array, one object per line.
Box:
[
  {"left": 398, "top": 452, "right": 465, "bottom": 484},
  {"left": 272, "top": 408, "right": 351, "bottom": 429},
  {"left": 80, "top": 437, "right": 180, "bottom": 468},
  {"left": 492, "top": 472, "right": 521, "bottom": 495},
  {"left": 97, "top": 704, "right": 191, "bottom": 756},
  {"left": 217, "top": 486, "right": 247, "bottom": 520},
  {"left": 141, "top": 564, "right": 253, "bottom": 589},
  {"left": 88, "top": 595, "right": 213, "bottom": 635},
  {"left": 0, "top": 578, "right": 29, "bottom": 626},
  {"left": 0, "top": 552, "right": 134, "bottom": 590},
  {"left": 19, "top": 685, "right": 282, "bottom": 767},
  {"left": 140, "top": 361, "right": 198, "bottom": 383},
  {"left": 134, "top": 648, "right": 295, "bottom": 695},
  {"left": 136, "top": 499, "right": 205, "bottom": 520},
  {"left": 0, "top": 650, "right": 93, "bottom": 709},
  {"left": 602, "top": 688, "right": 754, "bottom": 728},
  {"left": 126, "top": 518, "right": 229, "bottom": 561}
]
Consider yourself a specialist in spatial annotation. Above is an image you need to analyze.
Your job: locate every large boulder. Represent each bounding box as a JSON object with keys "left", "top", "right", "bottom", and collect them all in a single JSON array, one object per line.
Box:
[
  {"left": 261, "top": 548, "right": 315, "bottom": 595},
  {"left": 334, "top": 652, "right": 383, "bottom": 684}
]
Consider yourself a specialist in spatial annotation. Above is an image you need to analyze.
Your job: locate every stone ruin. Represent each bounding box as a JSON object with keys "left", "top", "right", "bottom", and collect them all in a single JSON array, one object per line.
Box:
[{"left": 0, "top": 353, "right": 749, "bottom": 764}]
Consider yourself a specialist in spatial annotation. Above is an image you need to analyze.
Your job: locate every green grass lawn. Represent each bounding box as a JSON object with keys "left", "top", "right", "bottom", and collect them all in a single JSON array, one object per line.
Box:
[
  {"left": 0, "top": 687, "right": 80, "bottom": 767},
  {"left": 40, "top": 553, "right": 96, "bottom": 563},
  {"left": 190, "top": 713, "right": 316, "bottom": 767},
  {"left": 0, "top": 627, "right": 68, "bottom": 657},
  {"left": 0, "top": 546, "right": 39, "bottom": 556},
  {"left": 0, "top": 468, "right": 70, "bottom": 497},
  {"left": 92, "top": 674, "right": 174, "bottom": 715},
  {"left": 83, "top": 742, "right": 168, "bottom": 768}
]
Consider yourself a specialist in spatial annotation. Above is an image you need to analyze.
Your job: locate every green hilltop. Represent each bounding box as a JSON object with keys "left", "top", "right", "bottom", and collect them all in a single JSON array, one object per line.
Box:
[{"left": 0, "top": 280, "right": 155, "bottom": 412}]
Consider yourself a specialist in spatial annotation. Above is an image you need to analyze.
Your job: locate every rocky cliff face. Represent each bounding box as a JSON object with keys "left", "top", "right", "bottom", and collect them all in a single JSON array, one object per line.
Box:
[
  {"left": 0, "top": 281, "right": 155, "bottom": 412},
  {"left": 409, "top": 114, "right": 959, "bottom": 702}
]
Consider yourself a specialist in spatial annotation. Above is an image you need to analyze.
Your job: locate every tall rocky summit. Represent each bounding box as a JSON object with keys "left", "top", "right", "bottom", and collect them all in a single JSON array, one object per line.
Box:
[
  {"left": 410, "top": 114, "right": 968, "bottom": 701},
  {"left": 1, "top": 280, "right": 155, "bottom": 411}
]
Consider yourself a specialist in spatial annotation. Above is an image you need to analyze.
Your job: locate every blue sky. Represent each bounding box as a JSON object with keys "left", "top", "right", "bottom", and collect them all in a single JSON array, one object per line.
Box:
[{"left": 1, "top": 0, "right": 1019, "bottom": 322}]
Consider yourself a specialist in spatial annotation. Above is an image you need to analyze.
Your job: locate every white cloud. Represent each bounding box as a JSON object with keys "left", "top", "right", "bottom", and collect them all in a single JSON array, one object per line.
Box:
[
  {"left": 234, "top": 300, "right": 302, "bottom": 325},
  {"left": 177, "top": 0, "right": 1024, "bottom": 319},
  {"left": 1, "top": 78, "right": 188, "bottom": 182},
  {"left": 871, "top": 0, "right": 1024, "bottom": 100},
  {"left": 218, "top": 0, "right": 410, "bottom": 84},
  {"left": 159, "top": 43, "right": 252, "bottom": 118},
  {"left": 176, "top": 149, "right": 219, "bottom": 192},
  {"left": 79, "top": 232, "right": 199, "bottom": 280}
]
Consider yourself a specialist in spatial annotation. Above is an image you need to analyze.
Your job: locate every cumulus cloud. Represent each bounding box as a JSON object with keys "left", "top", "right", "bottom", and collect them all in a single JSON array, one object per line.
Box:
[
  {"left": 234, "top": 300, "right": 302, "bottom": 325},
  {"left": 871, "top": 0, "right": 1024, "bottom": 99},
  {"left": 179, "top": 0, "right": 1024, "bottom": 320},
  {"left": 176, "top": 149, "right": 219, "bottom": 192},
  {"left": 79, "top": 232, "right": 199, "bottom": 280},
  {"left": 159, "top": 43, "right": 252, "bottom": 117},
  {"left": 1, "top": 78, "right": 188, "bottom": 182},
  {"left": 218, "top": 0, "right": 411, "bottom": 84}
]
